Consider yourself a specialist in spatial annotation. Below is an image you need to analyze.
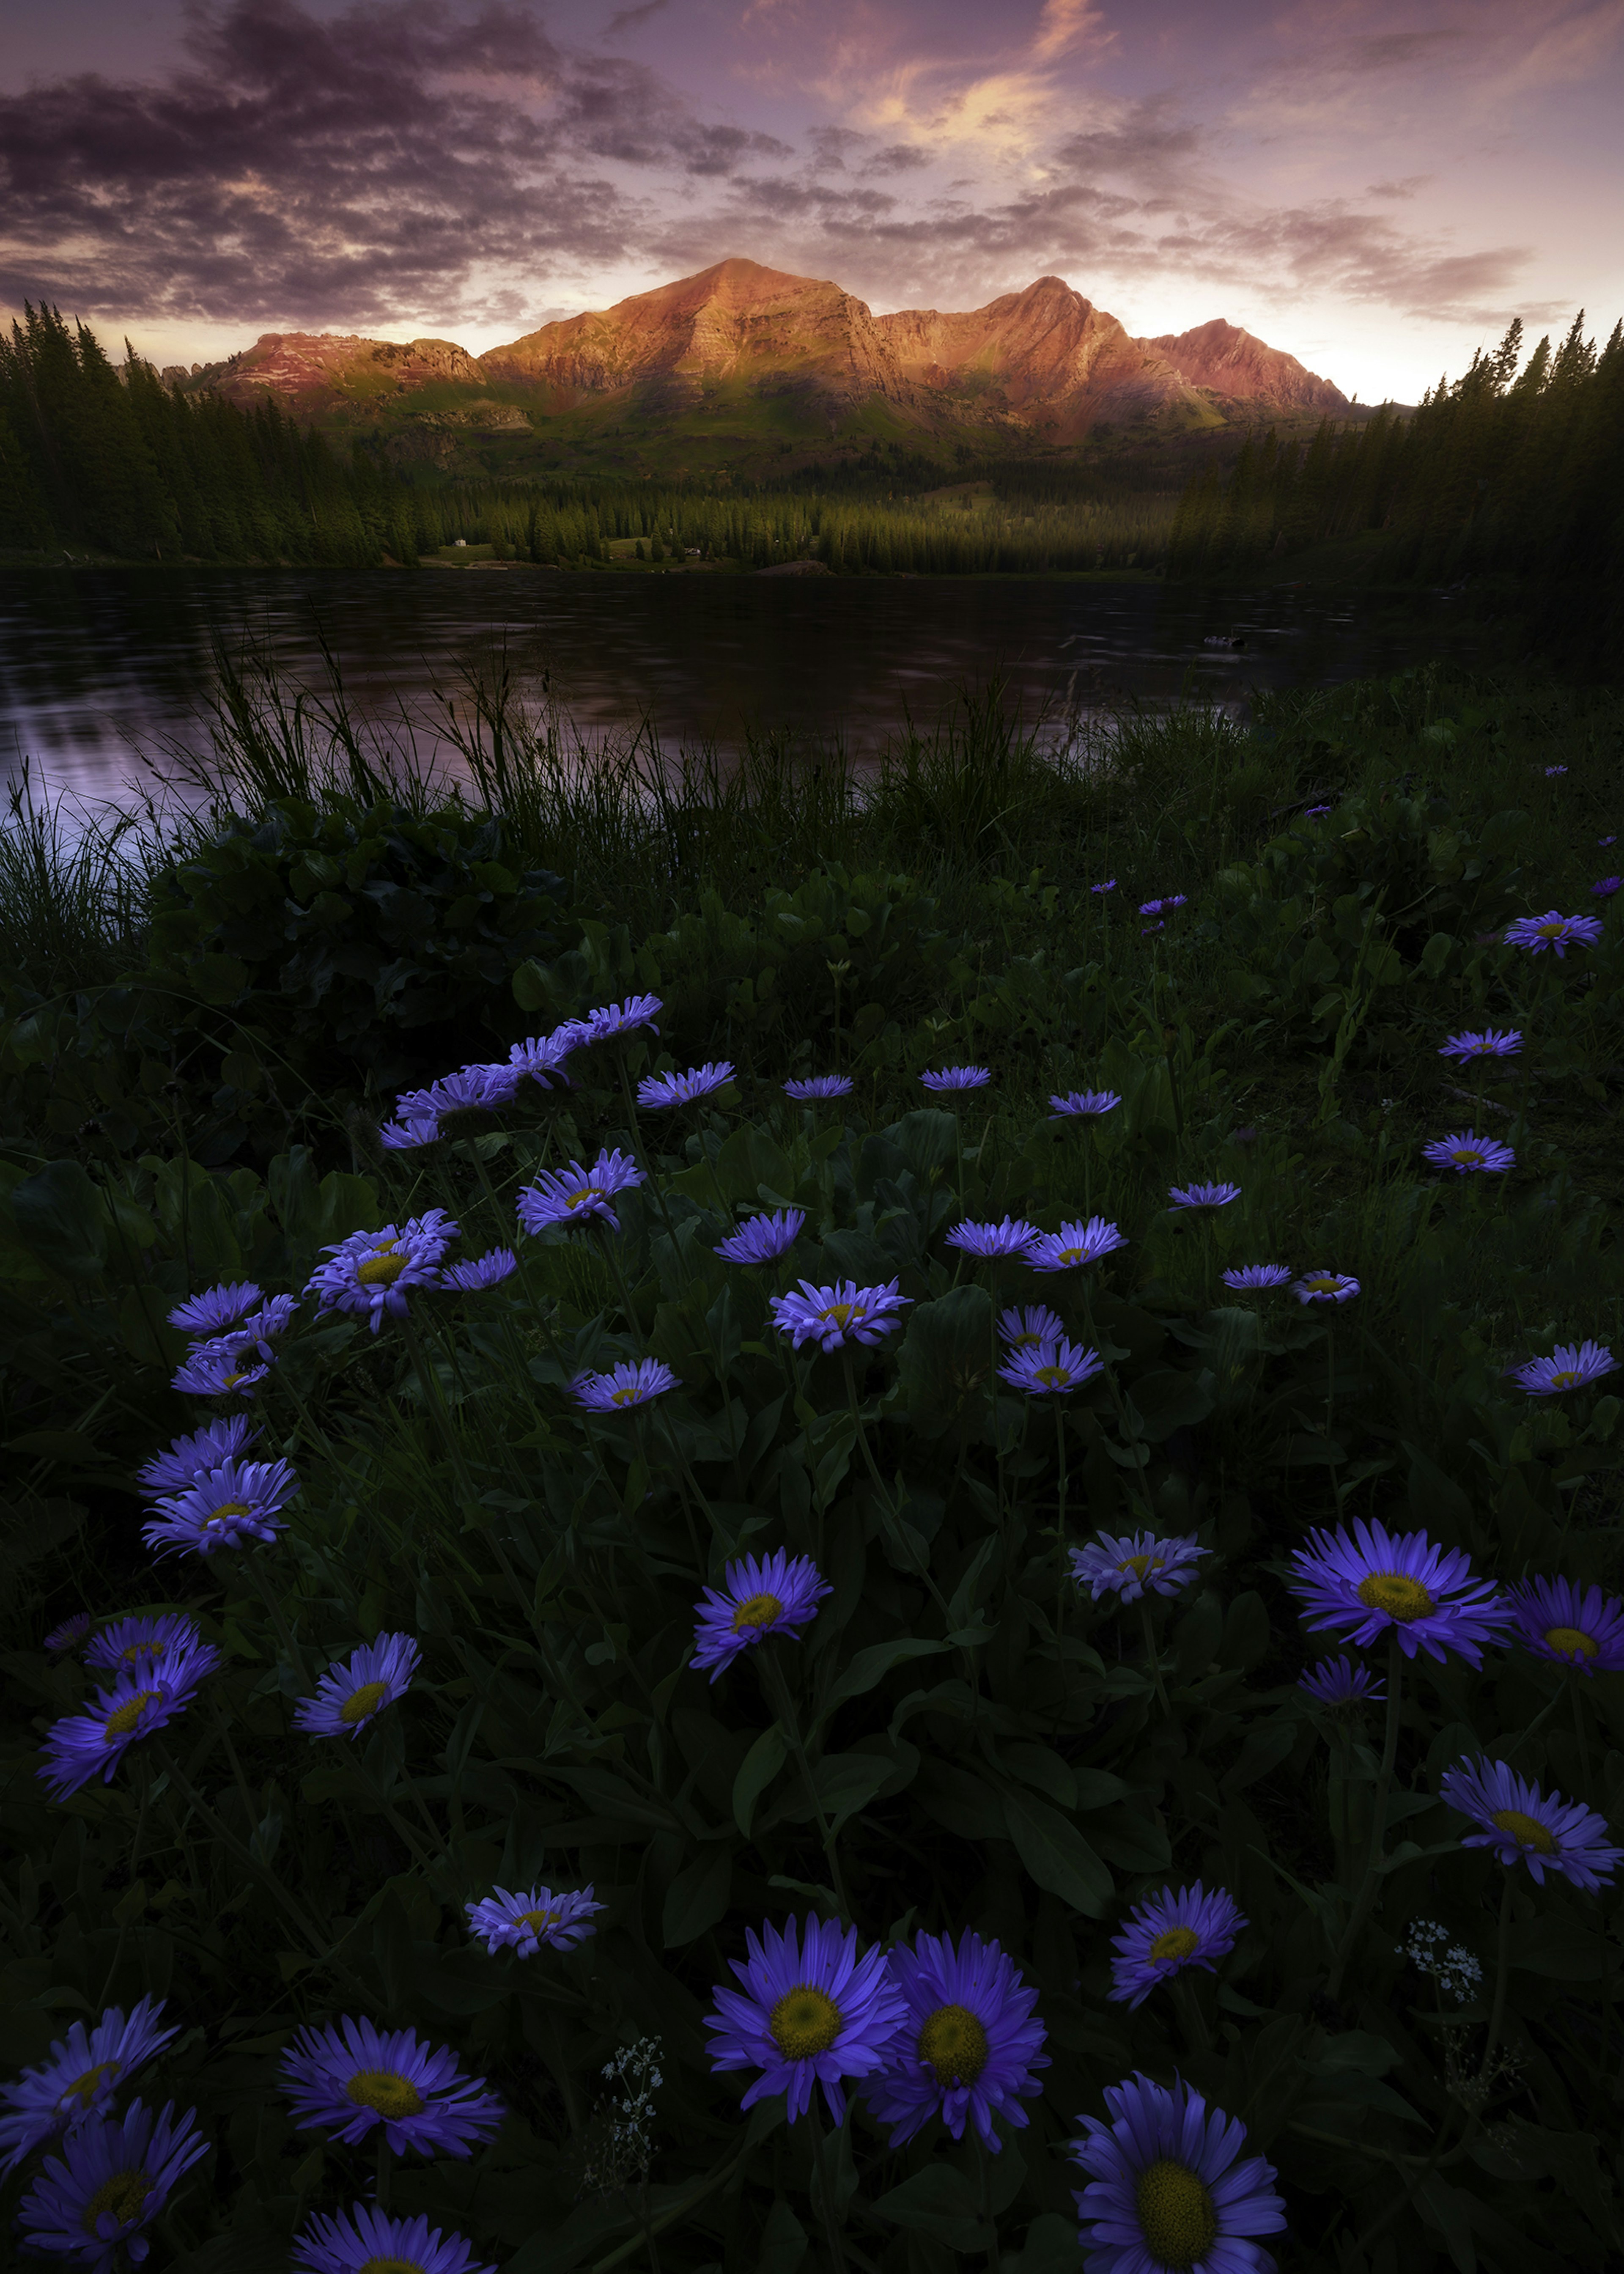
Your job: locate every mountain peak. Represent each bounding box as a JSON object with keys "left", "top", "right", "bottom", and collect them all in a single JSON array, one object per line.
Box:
[{"left": 1147, "top": 319, "right": 1347, "bottom": 411}]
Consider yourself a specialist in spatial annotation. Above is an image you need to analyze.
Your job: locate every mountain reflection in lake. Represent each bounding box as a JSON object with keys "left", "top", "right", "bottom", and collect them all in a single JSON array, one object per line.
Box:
[{"left": 0, "top": 567, "right": 1483, "bottom": 811}]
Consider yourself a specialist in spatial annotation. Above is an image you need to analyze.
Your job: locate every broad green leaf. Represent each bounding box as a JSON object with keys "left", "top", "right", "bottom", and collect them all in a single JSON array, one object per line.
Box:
[
  {"left": 871, "top": 2163, "right": 990, "bottom": 2249},
  {"left": 817, "top": 1636, "right": 947, "bottom": 1723},
  {"left": 733, "top": 1724, "right": 788, "bottom": 1840},
  {"left": 9, "top": 1161, "right": 109, "bottom": 1282},
  {"left": 662, "top": 1843, "right": 733, "bottom": 1948},
  {"left": 1001, "top": 1788, "right": 1113, "bottom": 1916}
]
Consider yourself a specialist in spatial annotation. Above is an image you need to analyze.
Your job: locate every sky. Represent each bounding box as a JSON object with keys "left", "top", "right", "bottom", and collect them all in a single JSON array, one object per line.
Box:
[{"left": 3, "top": 0, "right": 1622, "bottom": 404}]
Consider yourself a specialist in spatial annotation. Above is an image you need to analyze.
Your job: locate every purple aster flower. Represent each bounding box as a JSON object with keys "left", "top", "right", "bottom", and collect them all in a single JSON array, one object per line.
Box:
[
  {"left": 1600, "top": 835, "right": 1619, "bottom": 848},
  {"left": 715, "top": 1209, "right": 805, "bottom": 1264},
  {"left": 1090, "top": 878, "right": 1117, "bottom": 894},
  {"left": 1221, "top": 1264, "right": 1293, "bottom": 1292},
  {"left": 1505, "top": 1576, "right": 1624, "bottom": 1675},
  {"left": 464, "top": 1884, "right": 604, "bottom": 1957},
  {"left": 920, "top": 1065, "right": 991, "bottom": 1092},
  {"left": 1439, "top": 1755, "right": 1622, "bottom": 1893},
  {"left": 999, "top": 1304, "right": 1066, "bottom": 1350},
  {"left": 85, "top": 1615, "right": 200, "bottom": 1677},
  {"left": 1544, "top": 765, "right": 1569, "bottom": 777},
  {"left": 999, "top": 1338, "right": 1104, "bottom": 1396},
  {"left": 170, "top": 1336, "right": 270, "bottom": 1398},
  {"left": 293, "top": 2205, "right": 497, "bottom": 2274},
  {"left": 293, "top": 1633, "right": 421, "bottom": 1742},
  {"left": 782, "top": 1074, "right": 854, "bottom": 1101},
  {"left": 44, "top": 1613, "right": 92, "bottom": 1656},
  {"left": 1070, "top": 2073, "right": 1286, "bottom": 2274},
  {"left": 1305, "top": 803, "right": 1333, "bottom": 818},
  {"left": 508, "top": 1028, "right": 582, "bottom": 1089},
  {"left": 237, "top": 1294, "right": 299, "bottom": 1358},
  {"left": 1298, "top": 1654, "right": 1385, "bottom": 1708},
  {"left": 1071, "top": 1530, "right": 1208, "bottom": 1605},
  {"left": 1108, "top": 1883, "right": 1247, "bottom": 2011},
  {"left": 1287, "top": 1517, "right": 1507, "bottom": 1666},
  {"left": 692, "top": 1549, "right": 831, "bottom": 1682},
  {"left": 166, "top": 1281, "right": 263, "bottom": 1338},
  {"left": 1510, "top": 1338, "right": 1618, "bottom": 1396},
  {"left": 0, "top": 1999, "right": 178, "bottom": 2180},
  {"left": 637, "top": 1061, "right": 735, "bottom": 1108},
  {"left": 1503, "top": 909, "right": 1605, "bottom": 956},
  {"left": 1593, "top": 876, "right": 1622, "bottom": 898},
  {"left": 280, "top": 2017, "right": 503, "bottom": 2158},
  {"left": 1024, "top": 1217, "right": 1127, "bottom": 1272},
  {"left": 305, "top": 1209, "right": 457, "bottom": 1332},
  {"left": 946, "top": 1216, "right": 1037, "bottom": 1260},
  {"left": 1139, "top": 894, "right": 1188, "bottom": 916},
  {"left": 38, "top": 1645, "right": 220, "bottom": 1800},
  {"left": 395, "top": 1063, "right": 517, "bottom": 1126},
  {"left": 769, "top": 1277, "right": 911, "bottom": 1351},
  {"left": 440, "top": 1246, "right": 518, "bottom": 1292},
  {"left": 572, "top": 1357, "right": 680, "bottom": 1412},
  {"left": 141, "top": 1456, "right": 301, "bottom": 1560},
  {"left": 14, "top": 2099, "right": 207, "bottom": 2272},
  {"left": 515, "top": 1149, "right": 645, "bottom": 1234},
  {"left": 1141, "top": 920, "right": 1165, "bottom": 935},
  {"left": 705, "top": 1914, "right": 905, "bottom": 2125},
  {"left": 134, "top": 1416, "right": 260, "bottom": 1499},
  {"left": 1292, "top": 1270, "right": 1360, "bottom": 1305},
  {"left": 1169, "top": 1180, "right": 1240, "bottom": 1211},
  {"left": 1439, "top": 1027, "right": 1522, "bottom": 1060},
  {"left": 1049, "top": 1089, "right": 1122, "bottom": 1121},
  {"left": 377, "top": 1115, "right": 445, "bottom": 1152},
  {"left": 1423, "top": 1129, "right": 1516, "bottom": 1175},
  {"left": 868, "top": 1929, "right": 1048, "bottom": 2153},
  {"left": 574, "top": 994, "right": 664, "bottom": 1047}
]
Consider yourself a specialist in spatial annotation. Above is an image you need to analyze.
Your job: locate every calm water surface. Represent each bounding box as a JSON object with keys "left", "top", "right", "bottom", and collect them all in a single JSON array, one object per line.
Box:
[{"left": 0, "top": 567, "right": 1480, "bottom": 812}]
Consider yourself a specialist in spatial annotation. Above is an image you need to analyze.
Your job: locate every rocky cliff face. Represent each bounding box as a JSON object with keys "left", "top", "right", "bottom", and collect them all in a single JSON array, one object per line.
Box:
[
  {"left": 1145, "top": 319, "right": 1347, "bottom": 412},
  {"left": 185, "top": 332, "right": 484, "bottom": 411}
]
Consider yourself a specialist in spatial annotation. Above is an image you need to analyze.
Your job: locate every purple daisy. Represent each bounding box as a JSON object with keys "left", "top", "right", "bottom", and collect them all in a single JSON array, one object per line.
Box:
[
  {"left": 1439, "top": 1028, "right": 1522, "bottom": 1060},
  {"left": 692, "top": 1550, "right": 831, "bottom": 1682},
  {"left": 1139, "top": 895, "right": 1188, "bottom": 916},
  {"left": 1070, "top": 2073, "right": 1286, "bottom": 2274},
  {"left": 166, "top": 1281, "right": 263, "bottom": 1338},
  {"left": 999, "top": 1338, "right": 1104, "bottom": 1396},
  {"left": 440, "top": 1247, "right": 518, "bottom": 1291},
  {"left": 572, "top": 1357, "right": 680, "bottom": 1412},
  {"left": 1601, "top": 836, "right": 1619, "bottom": 847},
  {"left": 1439, "top": 1756, "right": 1622, "bottom": 1893},
  {"left": 280, "top": 2017, "right": 503, "bottom": 2158},
  {"left": 38, "top": 1645, "right": 220, "bottom": 1800},
  {"left": 304, "top": 1209, "right": 458, "bottom": 1332},
  {"left": 170, "top": 1337, "right": 270, "bottom": 1398},
  {"left": 1141, "top": 921, "right": 1165, "bottom": 935},
  {"left": 1024, "top": 1218, "right": 1127, "bottom": 1272},
  {"left": 1169, "top": 1180, "right": 1240, "bottom": 1211},
  {"left": 1298, "top": 1654, "right": 1385, "bottom": 1708},
  {"left": 637, "top": 1061, "right": 735, "bottom": 1108},
  {"left": 920, "top": 1065, "right": 991, "bottom": 1092},
  {"left": 1305, "top": 803, "right": 1333, "bottom": 818},
  {"left": 377, "top": 1115, "right": 445, "bottom": 1152},
  {"left": 0, "top": 1999, "right": 178, "bottom": 2180},
  {"left": 85, "top": 1614, "right": 201, "bottom": 1677},
  {"left": 1592, "top": 876, "right": 1622, "bottom": 899},
  {"left": 1070, "top": 1530, "right": 1208, "bottom": 1606},
  {"left": 1292, "top": 1270, "right": 1360, "bottom": 1305},
  {"left": 1287, "top": 1518, "right": 1506, "bottom": 1666},
  {"left": 134, "top": 1415, "right": 260, "bottom": 1499},
  {"left": 293, "top": 1633, "right": 421, "bottom": 1742},
  {"left": 1510, "top": 1339, "right": 1618, "bottom": 1396},
  {"left": 1221, "top": 1264, "right": 1293, "bottom": 1292},
  {"left": 515, "top": 1149, "right": 645, "bottom": 1234},
  {"left": 395, "top": 1063, "right": 517, "bottom": 1126},
  {"left": 1503, "top": 910, "right": 1605, "bottom": 956},
  {"left": 508, "top": 1028, "right": 582, "bottom": 1089},
  {"left": 946, "top": 1216, "right": 1038, "bottom": 1261},
  {"left": 294, "top": 2205, "right": 497, "bottom": 2274},
  {"left": 236, "top": 1294, "right": 299, "bottom": 1358},
  {"left": 868, "top": 1929, "right": 1048, "bottom": 2153},
  {"left": 705, "top": 1914, "right": 905, "bottom": 2124},
  {"left": 1505, "top": 1576, "right": 1624, "bottom": 1675},
  {"left": 1049, "top": 1089, "right": 1122, "bottom": 1121},
  {"left": 574, "top": 993, "right": 664, "bottom": 1047},
  {"left": 768, "top": 1277, "right": 911, "bottom": 1351},
  {"left": 43, "top": 1613, "right": 92, "bottom": 1656},
  {"left": 1090, "top": 879, "right": 1117, "bottom": 894},
  {"left": 464, "top": 1884, "right": 605, "bottom": 1957},
  {"left": 1544, "top": 764, "right": 1568, "bottom": 777},
  {"left": 141, "top": 1456, "right": 301, "bottom": 1560},
  {"left": 1108, "top": 1883, "right": 1247, "bottom": 2011},
  {"left": 714, "top": 1209, "right": 805, "bottom": 1264},
  {"left": 14, "top": 2099, "right": 207, "bottom": 2272},
  {"left": 1423, "top": 1129, "right": 1515, "bottom": 1175},
  {"left": 999, "top": 1304, "right": 1066, "bottom": 1350},
  {"left": 783, "top": 1074, "right": 854, "bottom": 1101}
]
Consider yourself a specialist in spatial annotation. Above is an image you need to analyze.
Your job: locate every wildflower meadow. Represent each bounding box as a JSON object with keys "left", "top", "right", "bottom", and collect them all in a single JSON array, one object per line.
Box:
[{"left": 3, "top": 665, "right": 1624, "bottom": 2273}]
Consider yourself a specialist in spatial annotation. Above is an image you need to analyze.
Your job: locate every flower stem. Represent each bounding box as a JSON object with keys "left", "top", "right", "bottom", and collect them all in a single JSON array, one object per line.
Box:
[
  {"left": 1139, "top": 1600, "right": 1174, "bottom": 1723},
  {"left": 1326, "top": 1629, "right": 1404, "bottom": 2002},
  {"left": 759, "top": 1646, "right": 851, "bottom": 1923},
  {"left": 801, "top": 2093, "right": 850, "bottom": 2274},
  {"left": 1478, "top": 1872, "right": 1517, "bottom": 2082}
]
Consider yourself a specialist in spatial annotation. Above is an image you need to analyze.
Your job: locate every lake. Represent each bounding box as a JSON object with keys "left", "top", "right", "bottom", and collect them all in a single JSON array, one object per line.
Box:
[{"left": 0, "top": 566, "right": 1482, "bottom": 814}]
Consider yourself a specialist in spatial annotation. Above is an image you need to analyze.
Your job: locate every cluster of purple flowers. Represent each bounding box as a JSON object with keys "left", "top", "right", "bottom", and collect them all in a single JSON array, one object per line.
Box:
[
  {"left": 167, "top": 1278, "right": 299, "bottom": 1399},
  {"left": 376, "top": 997, "right": 664, "bottom": 1148}
]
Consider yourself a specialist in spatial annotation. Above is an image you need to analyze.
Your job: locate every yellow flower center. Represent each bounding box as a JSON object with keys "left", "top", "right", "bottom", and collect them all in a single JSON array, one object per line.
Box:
[
  {"left": 565, "top": 1186, "right": 605, "bottom": 1209},
  {"left": 222, "top": 1372, "right": 249, "bottom": 1390},
  {"left": 1491, "top": 1807, "right": 1555, "bottom": 1855},
  {"left": 1149, "top": 1925, "right": 1202, "bottom": 1966},
  {"left": 1034, "top": 1364, "right": 1071, "bottom": 1390},
  {"left": 610, "top": 1384, "right": 641, "bottom": 1405},
  {"left": 917, "top": 2002, "right": 988, "bottom": 2088},
  {"left": 103, "top": 1691, "right": 158, "bottom": 1742},
  {"left": 769, "top": 1985, "right": 842, "bottom": 2060},
  {"left": 1011, "top": 1330, "right": 1043, "bottom": 1349},
  {"left": 1449, "top": 1146, "right": 1484, "bottom": 1163},
  {"left": 60, "top": 2060, "right": 119, "bottom": 2110},
  {"left": 1548, "top": 1369, "right": 1580, "bottom": 1389},
  {"left": 344, "top": 2068, "right": 425, "bottom": 2118},
  {"left": 731, "top": 1592, "right": 783, "bottom": 1633},
  {"left": 339, "top": 1681, "right": 391, "bottom": 1725},
  {"left": 519, "top": 1909, "right": 559, "bottom": 1933},
  {"left": 1303, "top": 1275, "right": 1341, "bottom": 1294},
  {"left": 819, "top": 1302, "right": 859, "bottom": 1327},
  {"left": 358, "top": 2260, "right": 425, "bottom": 2274},
  {"left": 1357, "top": 1572, "right": 1433, "bottom": 1621},
  {"left": 82, "top": 2170, "right": 153, "bottom": 2233},
  {"left": 357, "top": 1241, "right": 406, "bottom": 1286},
  {"left": 1544, "top": 1625, "right": 1598, "bottom": 1662},
  {"left": 1535, "top": 920, "right": 1565, "bottom": 937},
  {"left": 1135, "top": 2159, "right": 1218, "bottom": 2269},
  {"left": 1118, "top": 1553, "right": 1164, "bottom": 1578},
  {"left": 205, "top": 1500, "right": 250, "bottom": 1530},
  {"left": 118, "top": 1640, "right": 164, "bottom": 1662}
]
